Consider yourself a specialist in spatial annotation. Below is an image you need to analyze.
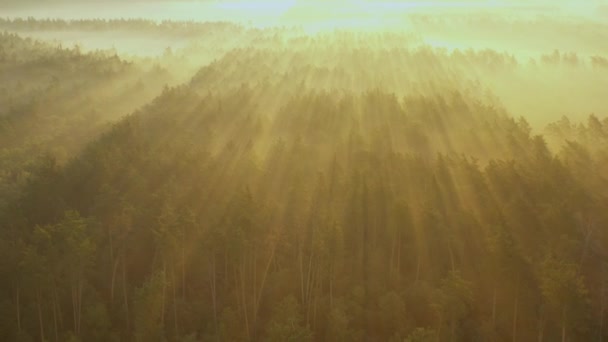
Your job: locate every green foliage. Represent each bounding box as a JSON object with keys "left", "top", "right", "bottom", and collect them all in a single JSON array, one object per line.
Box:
[
  {"left": 434, "top": 271, "right": 474, "bottom": 340},
  {"left": 325, "top": 300, "right": 351, "bottom": 342},
  {"left": 540, "top": 256, "right": 591, "bottom": 339},
  {"left": 405, "top": 327, "right": 439, "bottom": 342},
  {"left": 1, "top": 23, "right": 608, "bottom": 342},
  {"left": 218, "top": 307, "right": 246, "bottom": 342},
  {"left": 81, "top": 301, "right": 116, "bottom": 342},
  {"left": 133, "top": 272, "right": 166, "bottom": 342},
  {"left": 264, "top": 296, "right": 313, "bottom": 342}
]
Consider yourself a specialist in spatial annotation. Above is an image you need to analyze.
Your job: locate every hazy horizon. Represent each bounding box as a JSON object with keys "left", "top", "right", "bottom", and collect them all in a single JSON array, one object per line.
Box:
[{"left": 2, "top": 1, "right": 605, "bottom": 23}]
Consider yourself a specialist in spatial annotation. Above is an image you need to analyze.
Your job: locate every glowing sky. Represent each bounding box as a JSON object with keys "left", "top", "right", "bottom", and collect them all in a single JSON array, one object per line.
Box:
[{"left": 1, "top": 0, "right": 603, "bottom": 25}]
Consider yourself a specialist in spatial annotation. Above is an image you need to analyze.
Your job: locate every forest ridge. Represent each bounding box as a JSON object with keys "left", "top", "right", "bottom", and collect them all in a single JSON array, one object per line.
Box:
[{"left": 1, "top": 3, "right": 608, "bottom": 342}]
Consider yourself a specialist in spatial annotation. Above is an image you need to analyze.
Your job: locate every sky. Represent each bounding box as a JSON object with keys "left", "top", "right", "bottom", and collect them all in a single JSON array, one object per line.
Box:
[
  {"left": 1, "top": 0, "right": 604, "bottom": 22},
  {"left": 0, "top": 1, "right": 604, "bottom": 36}
]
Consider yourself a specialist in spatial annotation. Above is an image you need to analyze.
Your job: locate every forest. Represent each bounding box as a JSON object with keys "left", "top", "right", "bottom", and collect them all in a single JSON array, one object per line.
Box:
[{"left": 1, "top": 1, "right": 608, "bottom": 341}]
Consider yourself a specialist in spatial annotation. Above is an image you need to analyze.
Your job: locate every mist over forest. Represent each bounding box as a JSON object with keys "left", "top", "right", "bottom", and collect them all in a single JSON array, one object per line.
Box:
[{"left": 1, "top": 1, "right": 608, "bottom": 341}]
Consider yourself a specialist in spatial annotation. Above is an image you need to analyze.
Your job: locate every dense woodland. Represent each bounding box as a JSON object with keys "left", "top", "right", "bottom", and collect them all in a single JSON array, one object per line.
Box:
[
  {"left": 0, "top": 32, "right": 173, "bottom": 214},
  {"left": 1, "top": 15, "right": 608, "bottom": 342}
]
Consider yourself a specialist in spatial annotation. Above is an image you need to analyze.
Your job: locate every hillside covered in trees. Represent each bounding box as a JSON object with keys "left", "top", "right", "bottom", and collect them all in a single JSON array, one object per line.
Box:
[{"left": 1, "top": 4, "right": 608, "bottom": 342}]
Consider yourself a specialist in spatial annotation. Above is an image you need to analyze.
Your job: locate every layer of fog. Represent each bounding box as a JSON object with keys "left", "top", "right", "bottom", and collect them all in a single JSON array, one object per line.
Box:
[
  {"left": 1, "top": 1, "right": 607, "bottom": 127},
  {"left": 5, "top": 30, "right": 188, "bottom": 57},
  {"left": 2, "top": 1, "right": 606, "bottom": 24},
  {"left": 3, "top": 1, "right": 606, "bottom": 59}
]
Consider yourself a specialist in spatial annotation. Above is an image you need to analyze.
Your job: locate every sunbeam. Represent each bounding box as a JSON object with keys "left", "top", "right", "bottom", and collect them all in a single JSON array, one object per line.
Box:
[{"left": 1, "top": 1, "right": 608, "bottom": 341}]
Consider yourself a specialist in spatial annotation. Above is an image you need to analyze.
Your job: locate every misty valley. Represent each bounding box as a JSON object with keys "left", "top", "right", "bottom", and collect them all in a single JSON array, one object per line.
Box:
[{"left": 1, "top": 1, "right": 608, "bottom": 341}]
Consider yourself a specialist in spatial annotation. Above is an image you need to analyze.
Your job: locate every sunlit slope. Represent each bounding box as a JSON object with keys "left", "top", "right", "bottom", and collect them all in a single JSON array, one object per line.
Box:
[
  {"left": 188, "top": 32, "right": 608, "bottom": 126},
  {"left": 0, "top": 33, "right": 172, "bottom": 147},
  {"left": 0, "top": 33, "right": 172, "bottom": 210},
  {"left": 544, "top": 115, "right": 608, "bottom": 195},
  {"left": 4, "top": 64, "right": 608, "bottom": 340}
]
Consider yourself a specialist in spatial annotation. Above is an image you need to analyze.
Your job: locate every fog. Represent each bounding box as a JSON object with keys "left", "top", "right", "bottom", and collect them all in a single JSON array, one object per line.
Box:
[
  {"left": 2, "top": 1, "right": 606, "bottom": 58},
  {"left": 2, "top": 0, "right": 606, "bottom": 126},
  {"left": 1, "top": 1, "right": 294, "bottom": 23},
  {"left": 3, "top": 2, "right": 608, "bottom": 342},
  {"left": 2, "top": 1, "right": 606, "bottom": 26}
]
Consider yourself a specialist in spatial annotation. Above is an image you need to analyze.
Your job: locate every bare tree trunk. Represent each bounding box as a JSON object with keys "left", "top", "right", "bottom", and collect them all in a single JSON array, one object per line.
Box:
[
  {"left": 53, "top": 283, "right": 63, "bottom": 329},
  {"left": 173, "top": 268, "right": 179, "bottom": 339},
  {"left": 253, "top": 237, "right": 278, "bottom": 329},
  {"left": 396, "top": 230, "right": 402, "bottom": 276},
  {"left": 601, "top": 271, "right": 605, "bottom": 342},
  {"left": 329, "top": 275, "right": 333, "bottom": 310},
  {"left": 161, "top": 262, "right": 166, "bottom": 326},
  {"left": 111, "top": 258, "right": 119, "bottom": 304},
  {"left": 415, "top": 254, "right": 421, "bottom": 283},
  {"left": 182, "top": 248, "right": 186, "bottom": 300},
  {"left": 538, "top": 311, "right": 545, "bottom": 342},
  {"left": 238, "top": 261, "right": 250, "bottom": 341},
  {"left": 450, "top": 321, "right": 455, "bottom": 342},
  {"left": 15, "top": 285, "right": 21, "bottom": 335},
  {"left": 70, "top": 280, "right": 82, "bottom": 336},
  {"left": 312, "top": 269, "right": 322, "bottom": 332},
  {"left": 389, "top": 236, "right": 396, "bottom": 278},
  {"left": 109, "top": 226, "right": 114, "bottom": 263},
  {"left": 72, "top": 284, "right": 78, "bottom": 336},
  {"left": 252, "top": 248, "right": 257, "bottom": 333},
  {"left": 492, "top": 286, "right": 497, "bottom": 329},
  {"left": 109, "top": 226, "right": 115, "bottom": 302},
  {"left": 512, "top": 290, "right": 519, "bottom": 342},
  {"left": 52, "top": 291, "right": 58, "bottom": 342},
  {"left": 448, "top": 240, "right": 455, "bottom": 272},
  {"left": 37, "top": 289, "right": 45, "bottom": 342},
  {"left": 299, "top": 246, "right": 305, "bottom": 306},
  {"left": 306, "top": 266, "right": 318, "bottom": 329},
  {"left": 122, "top": 257, "right": 130, "bottom": 331},
  {"left": 78, "top": 279, "right": 83, "bottom": 335},
  {"left": 561, "top": 307, "right": 567, "bottom": 342},
  {"left": 210, "top": 254, "right": 219, "bottom": 339},
  {"left": 579, "top": 229, "right": 593, "bottom": 270},
  {"left": 437, "top": 313, "right": 443, "bottom": 342},
  {"left": 224, "top": 251, "right": 228, "bottom": 286},
  {"left": 305, "top": 244, "right": 315, "bottom": 325}
]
